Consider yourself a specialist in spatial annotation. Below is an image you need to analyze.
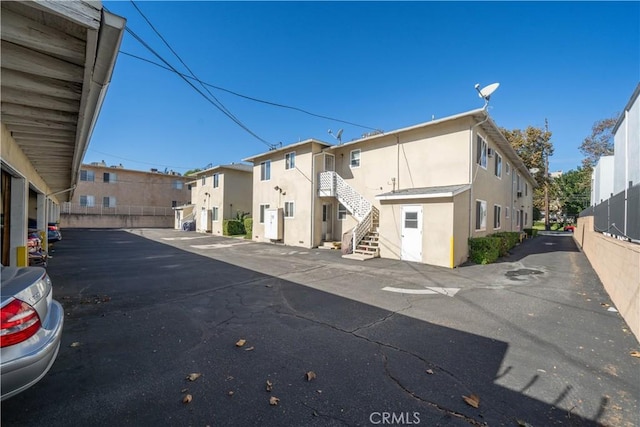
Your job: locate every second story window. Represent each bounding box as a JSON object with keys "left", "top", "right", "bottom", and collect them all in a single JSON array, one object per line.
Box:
[
  {"left": 201, "top": 175, "right": 206, "bottom": 186},
  {"left": 476, "top": 136, "right": 487, "bottom": 169},
  {"left": 285, "top": 152, "right": 295, "bottom": 170},
  {"left": 173, "top": 180, "right": 183, "bottom": 190},
  {"left": 80, "top": 170, "right": 95, "bottom": 182},
  {"left": 350, "top": 150, "right": 361, "bottom": 168},
  {"left": 80, "top": 195, "right": 95, "bottom": 207},
  {"left": 103, "top": 172, "right": 117, "bottom": 183},
  {"left": 260, "top": 160, "right": 271, "bottom": 181},
  {"left": 103, "top": 196, "right": 116, "bottom": 208},
  {"left": 213, "top": 173, "right": 219, "bottom": 188},
  {"left": 495, "top": 153, "right": 502, "bottom": 178}
]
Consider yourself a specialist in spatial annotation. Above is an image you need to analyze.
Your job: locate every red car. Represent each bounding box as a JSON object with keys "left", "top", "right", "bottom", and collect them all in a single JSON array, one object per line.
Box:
[{"left": 564, "top": 225, "right": 576, "bottom": 232}]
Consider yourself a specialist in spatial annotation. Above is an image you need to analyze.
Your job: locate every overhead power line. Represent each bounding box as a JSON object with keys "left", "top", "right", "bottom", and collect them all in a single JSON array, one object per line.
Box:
[
  {"left": 119, "top": 51, "right": 379, "bottom": 132},
  {"left": 107, "top": 3, "right": 274, "bottom": 149}
]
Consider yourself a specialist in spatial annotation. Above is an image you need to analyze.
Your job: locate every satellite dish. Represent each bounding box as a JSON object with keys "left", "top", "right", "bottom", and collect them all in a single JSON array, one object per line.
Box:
[
  {"left": 328, "top": 128, "right": 344, "bottom": 144},
  {"left": 336, "top": 129, "right": 343, "bottom": 140},
  {"left": 475, "top": 82, "right": 500, "bottom": 100}
]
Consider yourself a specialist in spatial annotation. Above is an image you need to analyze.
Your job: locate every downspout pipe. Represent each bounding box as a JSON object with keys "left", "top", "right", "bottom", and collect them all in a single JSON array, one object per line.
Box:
[{"left": 468, "top": 108, "right": 491, "bottom": 238}]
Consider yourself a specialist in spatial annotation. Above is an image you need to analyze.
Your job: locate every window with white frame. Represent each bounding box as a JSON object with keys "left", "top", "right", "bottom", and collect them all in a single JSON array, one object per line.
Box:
[
  {"left": 260, "top": 161, "right": 271, "bottom": 181},
  {"left": 475, "top": 200, "right": 487, "bottom": 231},
  {"left": 494, "top": 205, "right": 501, "bottom": 229},
  {"left": 524, "top": 212, "right": 528, "bottom": 226},
  {"left": 103, "top": 172, "right": 117, "bottom": 183},
  {"left": 516, "top": 209, "right": 521, "bottom": 227},
  {"left": 259, "top": 204, "right": 270, "bottom": 223},
  {"left": 212, "top": 206, "right": 219, "bottom": 221},
  {"left": 80, "top": 170, "right": 95, "bottom": 182},
  {"left": 80, "top": 195, "right": 95, "bottom": 207},
  {"left": 350, "top": 150, "right": 361, "bottom": 168},
  {"left": 103, "top": 196, "right": 116, "bottom": 208},
  {"left": 337, "top": 203, "right": 347, "bottom": 220},
  {"left": 495, "top": 153, "right": 502, "bottom": 178},
  {"left": 213, "top": 173, "right": 219, "bottom": 188},
  {"left": 476, "top": 136, "right": 487, "bottom": 169},
  {"left": 285, "top": 152, "right": 295, "bottom": 170},
  {"left": 173, "top": 180, "right": 183, "bottom": 190},
  {"left": 201, "top": 175, "right": 206, "bottom": 185},
  {"left": 284, "top": 201, "right": 294, "bottom": 218},
  {"left": 506, "top": 162, "right": 511, "bottom": 175}
]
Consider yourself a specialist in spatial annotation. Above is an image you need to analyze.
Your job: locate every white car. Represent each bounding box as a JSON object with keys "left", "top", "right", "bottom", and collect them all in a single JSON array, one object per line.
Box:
[{"left": 1, "top": 265, "right": 64, "bottom": 400}]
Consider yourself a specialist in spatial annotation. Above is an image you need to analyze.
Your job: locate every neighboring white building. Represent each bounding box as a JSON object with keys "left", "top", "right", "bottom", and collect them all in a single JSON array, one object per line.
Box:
[
  {"left": 590, "top": 156, "right": 615, "bottom": 205},
  {"left": 613, "top": 83, "right": 640, "bottom": 195}
]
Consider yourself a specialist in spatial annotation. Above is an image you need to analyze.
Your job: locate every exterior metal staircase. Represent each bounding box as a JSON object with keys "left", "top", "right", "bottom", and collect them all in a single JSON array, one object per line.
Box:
[{"left": 318, "top": 171, "right": 380, "bottom": 259}]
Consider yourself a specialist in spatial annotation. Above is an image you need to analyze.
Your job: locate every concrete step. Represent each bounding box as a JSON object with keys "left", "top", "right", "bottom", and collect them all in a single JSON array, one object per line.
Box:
[
  {"left": 319, "top": 241, "right": 341, "bottom": 250},
  {"left": 342, "top": 252, "right": 376, "bottom": 261}
]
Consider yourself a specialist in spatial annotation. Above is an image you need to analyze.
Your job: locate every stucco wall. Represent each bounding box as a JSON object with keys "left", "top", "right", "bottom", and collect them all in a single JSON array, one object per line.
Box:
[
  {"left": 575, "top": 215, "right": 640, "bottom": 342},
  {"left": 60, "top": 214, "right": 174, "bottom": 229}
]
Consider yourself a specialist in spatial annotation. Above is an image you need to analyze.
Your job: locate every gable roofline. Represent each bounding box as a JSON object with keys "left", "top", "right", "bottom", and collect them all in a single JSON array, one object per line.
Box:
[
  {"left": 613, "top": 82, "right": 640, "bottom": 134},
  {"left": 323, "top": 107, "right": 536, "bottom": 185},
  {"left": 242, "top": 138, "right": 331, "bottom": 163},
  {"left": 187, "top": 163, "right": 253, "bottom": 177}
]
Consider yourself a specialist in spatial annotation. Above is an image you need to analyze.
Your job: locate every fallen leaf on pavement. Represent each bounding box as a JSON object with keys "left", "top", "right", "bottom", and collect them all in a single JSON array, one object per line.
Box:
[
  {"left": 236, "top": 339, "right": 246, "bottom": 347},
  {"left": 462, "top": 394, "right": 480, "bottom": 408},
  {"left": 516, "top": 419, "right": 533, "bottom": 427},
  {"left": 182, "top": 394, "right": 193, "bottom": 404},
  {"left": 269, "top": 396, "right": 280, "bottom": 406},
  {"left": 244, "top": 346, "right": 255, "bottom": 351},
  {"left": 181, "top": 388, "right": 188, "bottom": 393},
  {"left": 630, "top": 351, "right": 640, "bottom": 358},
  {"left": 306, "top": 371, "right": 317, "bottom": 381},
  {"left": 228, "top": 391, "right": 234, "bottom": 396},
  {"left": 426, "top": 369, "right": 434, "bottom": 375},
  {"left": 266, "top": 380, "right": 273, "bottom": 392},
  {"left": 600, "top": 303, "right": 610, "bottom": 308},
  {"left": 70, "top": 342, "right": 81, "bottom": 348},
  {"left": 186, "top": 373, "right": 202, "bottom": 382}
]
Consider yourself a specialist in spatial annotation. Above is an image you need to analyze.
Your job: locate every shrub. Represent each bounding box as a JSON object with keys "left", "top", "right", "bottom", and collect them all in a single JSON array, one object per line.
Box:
[
  {"left": 244, "top": 218, "right": 253, "bottom": 239},
  {"left": 491, "top": 231, "right": 521, "bottom": 255},
  {"left": 468, "top": 237, "right": 501, "bottom": 264},
  {"left": 523, "top": 228, "right": 538, "bottom": 238},
  {"left": 223, "top": 220, "right": 245, "bottom": 236}
]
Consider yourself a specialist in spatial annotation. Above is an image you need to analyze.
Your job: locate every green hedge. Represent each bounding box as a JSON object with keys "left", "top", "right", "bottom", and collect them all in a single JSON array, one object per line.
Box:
[
  {"left": 491, "top": 231, "right": 521, "bottom": 256},
  {"left": 223, "top": 220, "right": 245, "bottom": 236},
  {"left": 244, "top": 218, "right": 253, "bottom": 239},
  {"left": 523, "top": 228, "right": 538, "bottom": 238},
  {"left": 468, "top": 237, "right": 501, "bottom": 265}
]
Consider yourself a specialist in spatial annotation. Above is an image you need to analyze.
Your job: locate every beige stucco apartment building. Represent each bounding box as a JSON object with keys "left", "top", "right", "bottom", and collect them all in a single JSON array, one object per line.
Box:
[
  {"left": 181, "top": 164, "right": 253, "bottom": 235},
  {"left": 63, "top": 162, "right": 191, "bottom": 228},
  {"left": 244, "top": 108, "right": 535, "bottom": 268}
]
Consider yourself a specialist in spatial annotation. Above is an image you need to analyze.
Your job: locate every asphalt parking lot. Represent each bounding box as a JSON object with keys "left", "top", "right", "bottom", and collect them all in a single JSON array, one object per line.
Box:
[{"left": 2, "top": 228, "right": 638, "bottom": 426}]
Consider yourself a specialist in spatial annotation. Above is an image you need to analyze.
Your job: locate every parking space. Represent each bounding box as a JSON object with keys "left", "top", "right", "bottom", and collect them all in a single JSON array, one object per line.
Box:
[{"left": 1, "top": 228, "right": 638, "bottom": 426}]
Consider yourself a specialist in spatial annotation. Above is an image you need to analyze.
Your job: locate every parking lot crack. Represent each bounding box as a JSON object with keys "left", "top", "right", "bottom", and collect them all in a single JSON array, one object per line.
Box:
[{"left": 381, "top": 352, "right": 488, "bottom": 426}]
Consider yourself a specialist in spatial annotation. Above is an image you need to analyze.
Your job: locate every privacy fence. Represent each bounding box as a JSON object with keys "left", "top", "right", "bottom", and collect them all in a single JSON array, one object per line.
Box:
[
  {"left": 62, "top": 203, "right": 175, "bottom": 217},
  {"left": 580, "top": 184, "right": 639, "bottom": 242}
]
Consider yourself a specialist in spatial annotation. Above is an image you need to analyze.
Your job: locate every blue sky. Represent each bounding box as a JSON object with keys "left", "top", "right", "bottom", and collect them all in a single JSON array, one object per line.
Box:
[{"left": 90, "top": 1, "right": 639, "bottom": 175}]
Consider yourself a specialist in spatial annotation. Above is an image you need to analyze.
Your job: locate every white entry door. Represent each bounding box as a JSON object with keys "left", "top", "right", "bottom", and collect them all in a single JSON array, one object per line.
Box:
[{"left": 401, "top": 206, "right": 422, "bottom": 262}]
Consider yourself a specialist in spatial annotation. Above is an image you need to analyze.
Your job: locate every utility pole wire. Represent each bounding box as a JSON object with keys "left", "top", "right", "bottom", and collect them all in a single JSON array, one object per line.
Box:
[{"left": 119, "top": 51, "right": 379, "bottom": 132}]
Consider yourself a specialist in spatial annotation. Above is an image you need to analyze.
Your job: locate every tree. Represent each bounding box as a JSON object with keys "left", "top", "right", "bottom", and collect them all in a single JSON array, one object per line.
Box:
[
  {"left": 555, "top": 168, "right": 591, "bottom": 216},
  {"left": 184, "top": 168, "right": 202, "bottom": 176},
  {"left": 501, "top": 124, "right": 554, "bottom": 211},
  {"left": 579, "top": 116, "right": 618, "bottom": 169}
]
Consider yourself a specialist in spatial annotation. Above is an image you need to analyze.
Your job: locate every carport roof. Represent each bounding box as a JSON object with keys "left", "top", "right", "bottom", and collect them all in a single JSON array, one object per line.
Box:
[
  {"left": 376, "top": 184, "right": 470, "bottom": 201},
  {"left": 0, "top": 1, "right": 125, "bottom": 200}
]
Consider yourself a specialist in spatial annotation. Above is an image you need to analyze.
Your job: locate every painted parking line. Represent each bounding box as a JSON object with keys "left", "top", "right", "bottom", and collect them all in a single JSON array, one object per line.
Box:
[
  {"left": 381, "top": 286, "right": 461, "bottom": 297},
  {"left": 191, "top": 242, "right": 251, "bottom": 249},
  {"left": 162, "top": 236, "right": 210, "bottom": 241}
]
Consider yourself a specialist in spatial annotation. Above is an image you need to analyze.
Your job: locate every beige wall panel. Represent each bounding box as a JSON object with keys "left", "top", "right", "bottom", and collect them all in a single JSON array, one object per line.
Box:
[
  {"left": 422, "top": 200, "right": 454, "bottom": 268},
  {"left": 60, "top": 214, "right": 173, "bottom": 228},
  {"left": 575, "top": 216, "right": 640, "bottom": 342},
  {"left": 453, "top": 191, "right": 471, "bottom": 266},
  {"left": 377, "top": 202, "right": 402, "bottom": 260}
]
